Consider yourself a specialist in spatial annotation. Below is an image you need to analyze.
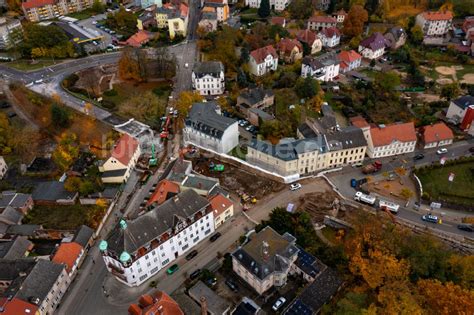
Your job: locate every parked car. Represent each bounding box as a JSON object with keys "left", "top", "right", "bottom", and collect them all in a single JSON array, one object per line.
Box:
[
  {"left": 189, "top": 269, "right": 202, "bottom": 280},
  {"left": 185, "top": 249, "right": 198, "bottom": 261},
  {"left": 206, "top": 277, "right": 217, "bottom": 287},
  {"left": 421, "top": 214, "right": 439, "bottom": 223},
  {"left": 225, "top": 279, "right": 238, "bottom": 292},
  {"left": 436, "top": 148, "right": 448, "bottom": 155},
  {"left": 209, "top": 232, "right": 221, "bottom": 242},
  {"left": 457, "top": 224, "right": 474, "bottom": 232},
  {"left": 245, "top": 125, "right": 252, "bottom": 131},
  {"left": 272, "top": 297, "right": 287, "bottom": 311},
  {"left": 413, "top": 153, "right": 424, "bottom": 160},
  {"left": 166, "top": 264, "right": 179, "bottom": 275},
  {"left": 290, "top": 183, "right": 302, "bottom": 191},
  {"left": 0, "top": 101, "right": 11, "bottom": 108},
  {"left": 469, "top": 147, "right": 474, "bottom": 153}
]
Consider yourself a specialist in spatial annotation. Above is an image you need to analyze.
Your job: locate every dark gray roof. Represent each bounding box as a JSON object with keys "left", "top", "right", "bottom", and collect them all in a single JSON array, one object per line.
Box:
[
  {"left": 232, "top": 227, "right": 299, "bottom": 281},
  {"left": 0, "top": 259, "right": 36, "bottom": 282},
  {"left": 72, "top": 225, "right": 94, "bottom": 248},
  {"left": 304, "top": 52, "right": 339, "bottom": 69},
  {"left": 89, "top": 187, "right": 120, "bottom": 199},
  {"left": 209, "top": 185, "right": 229, "bottom": 198},
  {"left": 248, "top": 138, "right": 326, "bottom": 161},
  {"left": 238, "top": 87, "right": 274, "bottom": 107},
  {"left": 185, "top": 102, "right": 237, "bottom": 140},
  {"left": 15, "top": 260, "right": 65, "bottom": 302},
  {"left": 192, "top": 61, "right": 224, "bottom": 78},
  {"left": 189, "top": 281, "right": 230, "bottom": 315},
  {"left": 359, "top": 32, "right": 387, "bottom": 51},
  {"left": 182, "top": 175, "right": 218, "bottom": 192},
  {"left": 201, "top": 11, "right": 217, "bottom": 20},
  {"left": 298, "top": 123, "right": 318, "bottom": 138},
  {"left": 386, "top": 26, "right": 405, "bottom": 41},
  {"left": 302, "top": 56, "right": 324, "bottom": 71},
  {"left": 294, "top": 246, "right": 324, "bottom": 279},
  {"left": 6, "top": 224, "right": 41, "bottom": 237},
  {"left": 32, "top": 181, "right": 77, "bottom": 202},
  {"left": 101, "top": 169, "right": 127, "bottom": 178},
  {"left": 452, "top": 95, "right": 474, "bottom": 109},
  {"left": 106, "top": 190, "right": 209, "bottom": 255},
  {"left": 0, "top": 206, "right": 23, "bottom": 225},
  {"left": 0, "top": 192, "right": 31, "bottom": 209},
  {"left": 325, "top": 126, "right": 367, "bottom": 151},
  {"left": 233, "top": 298, "right": 260, "bottom": 315},
  {"left": 0, "top": 237, "right": 32, "bottom": 259},
  {"left": 248, "top": 108, "right": 273, "bottom": 120}
]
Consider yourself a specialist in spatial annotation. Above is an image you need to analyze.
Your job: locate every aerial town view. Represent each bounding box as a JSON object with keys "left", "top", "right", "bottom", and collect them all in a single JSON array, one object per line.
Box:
[{"left": 0, "top": 0, "right": 474, "bottom": 313}]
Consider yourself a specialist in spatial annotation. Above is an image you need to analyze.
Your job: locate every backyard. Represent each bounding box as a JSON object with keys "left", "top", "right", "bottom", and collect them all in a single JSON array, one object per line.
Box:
[{"left": 416, "top": 160, "right": 474, "bottom": 206}]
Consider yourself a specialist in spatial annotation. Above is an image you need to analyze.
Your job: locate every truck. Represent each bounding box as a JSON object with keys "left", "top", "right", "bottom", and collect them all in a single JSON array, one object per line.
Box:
[
  {"left": 362, "top": 161, "right": 382, "bottom": 174},
  {"left": 354, "top": 191, "right": 376, "bottom": 206},
  {"left": 378, "top": 199, "right": 400, "bottom": 214}
]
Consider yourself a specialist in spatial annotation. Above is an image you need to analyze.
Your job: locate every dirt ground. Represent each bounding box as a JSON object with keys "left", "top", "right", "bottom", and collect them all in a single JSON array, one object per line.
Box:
[
  {"left": 367, "top": 175, "right": 416, "bottom": 203},
  {"left": 436, "top": 78, "right": 453, "bottom": 85},
  {"left": 461, "top": 73, "right": 474, "bottom": 84},
  {"left": 435, "top": 66, "right": 457, "bottom": 77},
  {"left": 294, "top": 191, "right": 348, "bottom": 222},
  {"left": 192, "top": 157, "right": 285, "bottom": 199}
]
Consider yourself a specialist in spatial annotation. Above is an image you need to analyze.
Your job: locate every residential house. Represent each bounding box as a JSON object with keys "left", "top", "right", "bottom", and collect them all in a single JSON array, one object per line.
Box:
[
  {"left": 203, "top": 0, "right": 229, "bottom": 22},
  {"left": 180, "top": 175, "right": 219, "bottom": 196},
  {"left": 155, "top": 2, "right": 189, "bottom": 38},
  {"left": 124, "top": 30, "right": 153, "bottom": 47},
  {"left": 0, "top": 236, "right": 33, "bottom": 259},
  {"left": 419, "top": 122, "right": 454, "bottom": 149},
  {"left": 0, "top": 156, "right": 7, "bottom": 179},
  {"left": 358, "top": 32, "right": 387, "bottom": 59},
  {"left": 189, "top": 281, "right": 231, "bottom": 315},
  {"left": 415, "top": 10, "right": 453, "bottom": 36},
  {"left": 0, "top": 192, "right": 33, "bottom": 214},
  {"left": 141, "top": 0, "right": 161, "bottom": 9},
  {"left": 296, "top": 29, "right": 322, "bottom": 55},
  {"left": 0, "top": 207, "right": 24, "bottom": 227},
  {"left": 319, "top": 27, "right": 341, "bottom": 47},
  {"left": 128, "top": 291, "right": 184, "bottom": 315},
  {"left": 72, "top": 225, "right": 94, "bottom": 250},
  {"left": 249, "top": 45, "right": 278, "bottom": 76},
  {"left": 462, "top": 16, "right": 474, "bottom": 42},
  {"left": 183, "top": 102, "right": 239, "bottom": 154},
  {"left": 100, "top": 190, "right": 214, "bottom": 287},
  {"left": 446, "top": 95, "right": 474, "bottom": 130},
  {"left": 244, "top": 0, "right": 290, "bottom": 12},
  {"left": 338, "top": 50, "right": 362, "bottom": 73},
  {"left": 384, "top": 26, "right": 407, "bottom": 50},
  {"left": 315, "top": 0, "right": 330, "bottom": 11},
  {"left": 99, "top": 133, "right": 141, "bottom": 184},
  {"left": 236, "top": 87, "right": 274, "bottom": 115},
  {"left": 0, "top": 17, "right": 22, "bottom": 50},
  {"left": 332, "top": 9, "right": 347, "bottom": 23},
  {"left": 276, "top": 38, "right": 303, "bottom": 63},
  {"left": 232, "top": 226, "right": 299, "bottom": 295},
  {"left": 271, "top": 16, "right": 286, "bottom": 28},
  {"left": 247, "top": 108, "right": 274, "bottom": 127},
  {"left": 307, "top": 15, "right": 337, "bottom": 31},
  {"left": 137, "top": 10, "right": 157, "bottom": 30},
  {"left": 147, "top": 179, "right": 180, "bottom": 206},
  {"left": 192, "top": 61, "right": 225, "bottom": 96},
  {"left": 301, "top": 52, "right": 340, "bottom": 82},
  {"left": 208, "top": 193, "right": 233, "bottom": 228},
  {"left": 52, "top": 241, "right": 85, "bottom": 279},
  {"left": 198, "top": 11, "right": 218, "bottom": 33},
  {"left": 233, "top": 297, "right": 261, "bottom": 315},
  {"left": 22, "top": 0, "right": 99, "bottom": 22},
  {"left": 32, "top": 181, "right": 78, "bottom": 205}
]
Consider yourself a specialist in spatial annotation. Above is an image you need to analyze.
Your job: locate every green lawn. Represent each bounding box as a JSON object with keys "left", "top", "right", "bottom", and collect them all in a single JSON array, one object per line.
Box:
[
  {"left": 23, "top": 204, "right": 103, "bottom": 230},
  {"left": 416, "top": 161, "right": 474, "bottom": 206},
  {"left": 7, "top": 59, "right": 57, "bottom": 71},
  {"left": 67, "top": 9, "right": 96, "bottom": 20}
]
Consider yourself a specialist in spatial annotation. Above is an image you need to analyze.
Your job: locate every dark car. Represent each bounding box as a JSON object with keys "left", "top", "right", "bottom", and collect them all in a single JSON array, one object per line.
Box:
[
  {"left": 209, "top": 232, "right": 221, "bottom": 242},
  {"left": 225, "top": 279, "right": 238, "bottom": 292},
  {"left": 457, "top": 224, "right": 474, "bottom": 232},
  {"left": 185, "top": 249, "right": 198, "bottom": 261},
  {"left": 189, "top": 269, "right": 202, "bottom": 280},
  {"left": 0, "top": 101, "right": 10, "bottom": 108},
  {"left": 413, "top": 153, "right": 424, "bottom": 160},
  {"left": 469, "top": 147, "right": 474, "bottom": 153},
  {"left": 206, "top": 277, "right": 217, "bottom": 287}
]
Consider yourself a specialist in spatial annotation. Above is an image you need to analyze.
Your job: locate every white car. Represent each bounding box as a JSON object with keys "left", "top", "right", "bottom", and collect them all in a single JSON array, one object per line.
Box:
[
  {"left": 290, "top": 183, "right": 302, "bottom": 191},
  {"left": 436, "top": 148, "right": 448, "bottom": 155},
  {"left": 184, "top": 63, "right": 189, "bottom": 68},
  {"left": 272, "top": 297, "right": 287, "bottom": 311},
  {"left": 92, "top": 21, "right": 98, "bottom": 25}
]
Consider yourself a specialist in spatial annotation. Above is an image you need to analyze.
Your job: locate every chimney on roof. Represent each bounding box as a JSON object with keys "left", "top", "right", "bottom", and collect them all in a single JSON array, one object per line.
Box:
[
  {"left": 262, "top": 241, "right": 270, "bottom": 261},
  {"left": 200, "top": 296, "right": 208, "bottom": 315}
]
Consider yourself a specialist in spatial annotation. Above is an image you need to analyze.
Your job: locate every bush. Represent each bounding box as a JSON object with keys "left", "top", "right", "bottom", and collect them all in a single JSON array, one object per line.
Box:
[
  {"left": 101, "top": 100, "right": 116, "bottom": 110},
  {"left": 103, "top": 89, "right": 118, "bottom": 97},
  {"left": 153, "top": 88, "right": 165, "bottom": 96}
]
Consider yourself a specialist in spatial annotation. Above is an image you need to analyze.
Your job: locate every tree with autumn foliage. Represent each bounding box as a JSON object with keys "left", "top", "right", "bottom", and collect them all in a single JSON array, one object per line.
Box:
[
  {"left": 417, "top": 279, "right": 474, "bottom": 314},
  {"left": 175, "top": 91, "right": 204, "bottom": 118},
  {"left": 118, "top": 48, "right": 145, "bottom": 82},
  {"left": 343, "top": 5, "right": 369, "bottom": 38},
  {"left": 52, "top": 133, "right": 80, "bottom": 172}
]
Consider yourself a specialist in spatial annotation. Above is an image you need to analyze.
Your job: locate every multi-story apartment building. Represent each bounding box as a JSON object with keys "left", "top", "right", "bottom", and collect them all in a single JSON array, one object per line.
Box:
[
  {"left": 338, "top": 50, "right": 362, "bottom": 73},
  {"left": 301, "top": 52, "right": 340, "bottom": 82},
  {"left": 100, "top": 190, "right": 214, "bottom": 287},
  {"left": 319, "top": 27, "right": 341, "bottom": 47},
  {"left": 183, "top": 102, "right": 239, "bottom": 154},
  {"left": 202, "top": 0, "right": 229, "bottom": 22},
  {"left": 245, "top": 0, "right": 290, "bottom": 12},
  {"left": 232, "top": 226, "right": 299, "bottom": 295},
  {"left": 154, "top": 2, "right": 188, "bottom": 38},
  {"left": 22, "top": 0, "right": 99, "bottom": 22},
  {"left": 249, "top": 45, "right": 278, "bottom": 76},
  {"left": 415, "top": 11, "right": 453, "bottom": 36},
  {"left": 358, "top": 32, "right": 387, "bottom": 59},
  {"left": 0, "top": 18, "right": 23, "bottom": 50},
  {"left": 192, "top": 61, "right": 225, "bottom": 96},
  {"left": 418, "top": 122, "right": 454, "bottom": 149},
  {"left": 307, "top": 15, "right": 337, "bottom": 31}
]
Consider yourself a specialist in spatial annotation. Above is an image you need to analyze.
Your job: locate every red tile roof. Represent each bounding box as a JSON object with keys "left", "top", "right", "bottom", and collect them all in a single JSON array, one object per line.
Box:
[
  {"left": 147, "top": 180, "right": 180, "bottom": 206},
  {"left": 333, "top": 9, "right": 347, "bottom": 16},
  {"left": 421, "top": 11, "right": 453, "bottom": 21},
  {"left": 338, "top": 50, "right": 362, "bottom": 63},
  {"left": 22, "top": 0, "right": 55, "bottom": 9},
  {"left": 308, "top": 15, "right": 337, "bottom": 24},
  {"left": 111, "top": 133, "right": 140, "bottom": 166},
  {"left": 271, "top": 16, "right": 286, "bottom": 26},
  {"left": 0, "top": 298, "right": 38, "bottom": 315},
  {"left": 320, "top": 27, "right": 341, "bottom": 38},
  {"left": 126, "top": 30, "right": 152, "bottom": 47},
  {"left": 370, "top": 122, "right": 417, "bottom": 147},
  {"left": 128, "top": 291, "right": 184, "bottom": 315},
  {"left": 462, "top": 17, "right": 474, "bottom": 32},
  {"left": 276, "top": 38, "right": 302, "bottom": 55},
  {"left": 208, "top": 193, "right": 232, "bottom": 217},
  {"left": 52, "top": 242, "right": 83, "bottom": 273},
  {"left": 350, "top": 116, "right": 370, "bottom": 128},
  {"left": 420, "top": 122, "right": 453, "bottom": 144},
  {"left": 250, "top": 45, "right": 278, "bottom": 64},
  {"left": 296, "top": 29, "right": 318, "bottom": 45}
]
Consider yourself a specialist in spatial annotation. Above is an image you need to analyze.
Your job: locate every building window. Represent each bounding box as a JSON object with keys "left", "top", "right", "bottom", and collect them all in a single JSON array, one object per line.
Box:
[{"left": 162, "top": 258, "right": 170, "bottom": 266}]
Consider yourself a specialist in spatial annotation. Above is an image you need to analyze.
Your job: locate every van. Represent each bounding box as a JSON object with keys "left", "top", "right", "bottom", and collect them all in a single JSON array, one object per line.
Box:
[{"left": 422, "top": 215, "right": 439, "bottom": 223}]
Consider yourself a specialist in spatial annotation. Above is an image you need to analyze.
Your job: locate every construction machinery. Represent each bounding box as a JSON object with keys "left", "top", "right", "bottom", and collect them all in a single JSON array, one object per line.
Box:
[
  {"left": 160, "top": 116, "right": 171, "bottom": 139},
  {"left": 362, "top": 160, "right": 382, "bottom": 174},
  {"left": 149, "top": 143, "right": 158, "bottom": 167}
]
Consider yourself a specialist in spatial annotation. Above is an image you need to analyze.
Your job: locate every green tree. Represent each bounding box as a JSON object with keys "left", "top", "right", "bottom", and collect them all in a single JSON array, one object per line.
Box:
[
  {"left": 374, "top": 71, "right": 400, "bottom": 92},
  {"left": 410, "top": 25, "right": 424, "bottom": 44},
  {"left": 258, "top": 0, "right": 271, "bottom": 17},
  {"left": 441, "top": 82, "right": 460, "bottom": 101},
  {"left": 0, "top": 112, "right": 13, "bottom": 155},
  {"left": 295, "top": 77, "right": 320, "bottom": 99},
  {"left": 20, "top": 24, "right": 73, "bottom": 58},
  {"left": 288, "top": 0, "right": 313, "bottom": 19},
  {"left": 91, "top": 0, "right": 105, "bottom": 14},
  {"left": 51, "top": 104, "right": 71, "bottom": 128},
  {"left": 64, "top": 177, "right": 82, "bottom": 192}
]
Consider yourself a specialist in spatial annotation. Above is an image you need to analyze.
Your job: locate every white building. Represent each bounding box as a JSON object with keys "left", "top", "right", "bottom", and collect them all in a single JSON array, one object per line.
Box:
[
  {"left": 244, "top": 0, "right": 290, "bottom": 12},
  {"left": 99, "top": 133, "right": 141, "bottom": 184},
  {"left": 208, "top": 193, "right": 233, "bottom": 229},
  {"left": 446, "top": 95, "right": 474, "bottom": 125},
  {"left": 301, "top": 52, "right": 339, "bottom": 82},
  {"left": 358, "top": 32, "right": 387, "bottom": 59},
  {"left": 307, "top": 15, "right": 337, "bottom": 31},
  {"left": 183, "top": 102, "right": 239, "bottom": 154},
  {"left": 338, "top": 50, "right": 362, "bottom": 73},
  {"left": 0, "top": 156, "right": 7, "bottom": 179},
  {"left": 100, "top": 190, "right": 214, "bottom": 287},
  {"left": 249, "top": 45, "right": 278, "bottom": 76},
  {"left": 192, "top": 61, "right": 225, "bottom": 96},
  {"left": 419, "top": 122, "right": 454, "bottom": 149},
  {"left": 416, "top": 11, "right": 453, "bottom": 36},
  {"left": 0, "top": 17, "right": 22, "bottom": 50},
  {"left": 319, "top": 27, "right": 341, "bottom": 48}
]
